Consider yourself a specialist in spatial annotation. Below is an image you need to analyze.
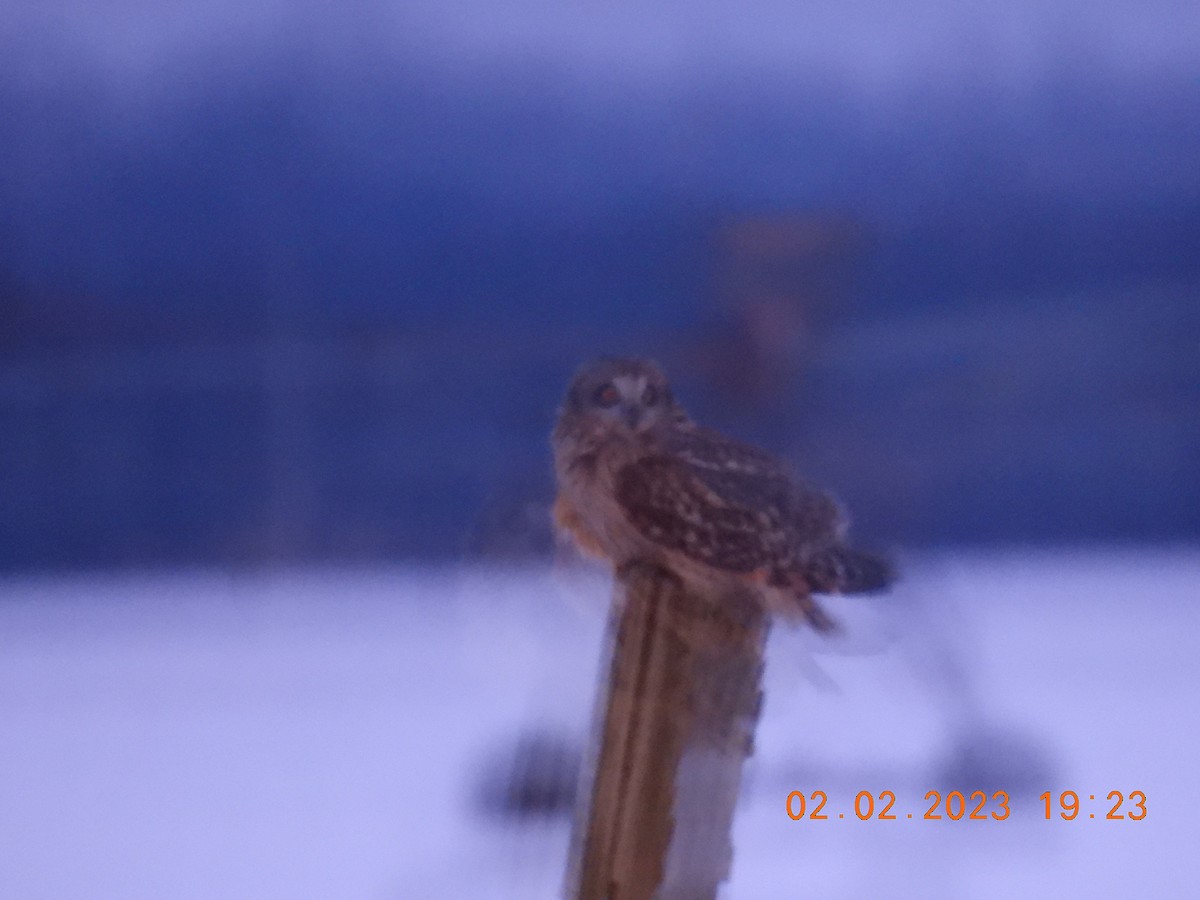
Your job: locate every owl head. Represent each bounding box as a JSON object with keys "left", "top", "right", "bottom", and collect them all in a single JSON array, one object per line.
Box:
[{"left": 562, "top": 357, "right": 685, "bottom": 434}]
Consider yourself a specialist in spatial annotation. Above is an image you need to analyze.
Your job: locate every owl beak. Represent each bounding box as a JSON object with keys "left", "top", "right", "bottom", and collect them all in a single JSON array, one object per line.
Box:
[{"left": 622, "top": 405, "right": 642, "bottom": 429}]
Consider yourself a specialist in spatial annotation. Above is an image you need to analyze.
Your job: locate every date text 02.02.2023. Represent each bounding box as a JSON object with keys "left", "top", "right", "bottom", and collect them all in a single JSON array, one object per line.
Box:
[{"left": 785, "top": 790, "right": 1148, "bottom": 822}]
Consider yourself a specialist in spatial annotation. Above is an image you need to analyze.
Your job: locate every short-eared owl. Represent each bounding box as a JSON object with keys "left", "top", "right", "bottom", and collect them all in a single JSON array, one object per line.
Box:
[{"left": 552, "top": 357, "right": 891, "bottom": 631}]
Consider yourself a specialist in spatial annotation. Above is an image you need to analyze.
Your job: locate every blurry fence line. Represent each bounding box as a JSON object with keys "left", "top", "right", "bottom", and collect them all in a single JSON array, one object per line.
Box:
[{"left": 0, "top": 334, "right": 568, "bottom": 566}]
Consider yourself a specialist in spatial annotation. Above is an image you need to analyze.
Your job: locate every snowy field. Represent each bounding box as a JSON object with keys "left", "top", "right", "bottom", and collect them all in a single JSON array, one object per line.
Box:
[{"left": 1, "top": 548, "right": 1197, "bottom": 899}]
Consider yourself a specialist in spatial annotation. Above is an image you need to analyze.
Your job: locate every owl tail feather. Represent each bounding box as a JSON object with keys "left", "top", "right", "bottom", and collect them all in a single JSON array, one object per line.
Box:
[
  {"left": 791, "top": 592, "right": 838, "bottom": 633},
  {"left": 802, "top": 546, "right": 894, "bottom": 595},
  {"left": 772, "top": 547, "right": 894, "bottom": 633}
]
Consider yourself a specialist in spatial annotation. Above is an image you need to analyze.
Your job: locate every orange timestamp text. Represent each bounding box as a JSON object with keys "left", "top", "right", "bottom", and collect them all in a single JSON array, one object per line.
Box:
[{"left": 786, "top": 789, "right": 1147, "bottom": 822}]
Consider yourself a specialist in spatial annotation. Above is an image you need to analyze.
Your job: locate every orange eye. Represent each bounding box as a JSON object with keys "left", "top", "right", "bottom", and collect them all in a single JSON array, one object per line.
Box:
[{"left": 594, "top": 384, "right": 620, "bottom": 408}]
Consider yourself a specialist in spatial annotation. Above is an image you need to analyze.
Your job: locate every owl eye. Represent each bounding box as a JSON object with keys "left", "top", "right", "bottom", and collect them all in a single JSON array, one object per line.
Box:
[
  {"left": 642, "top": 385, "right": 658, "bottom": 406},
  {"left": 594, "top": 383, "right": 620, "bottom": 408}
]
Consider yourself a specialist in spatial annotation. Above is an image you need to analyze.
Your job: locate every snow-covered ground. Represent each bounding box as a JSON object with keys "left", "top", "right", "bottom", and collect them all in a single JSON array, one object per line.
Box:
[{"left": 1, "top": 548, "right": 1196, "bottom": 898}]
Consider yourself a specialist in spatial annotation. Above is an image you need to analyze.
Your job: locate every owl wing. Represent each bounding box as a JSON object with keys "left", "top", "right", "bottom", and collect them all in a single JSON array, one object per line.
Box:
[
  {"left": 615, "top": 431, "right": 842, "bottom": 574},
  {"left": 662, "top": 425, "right": 785, "bottom": 475},
  {"left": 614, "top": 454, "right": 784, "bottom": 572},
  {"left": 665, "top": 427, "right": 846, "bottom": 543}
]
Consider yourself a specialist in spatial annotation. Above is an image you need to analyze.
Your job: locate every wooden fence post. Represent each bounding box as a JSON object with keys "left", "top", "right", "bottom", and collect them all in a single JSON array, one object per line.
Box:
[{"left": 566, "top": 561, "right": 770, "bottom": 899}]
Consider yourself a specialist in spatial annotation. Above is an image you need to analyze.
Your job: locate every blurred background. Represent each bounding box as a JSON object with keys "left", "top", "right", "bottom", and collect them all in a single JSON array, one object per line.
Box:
[{"left": 1, "top": 1, "right": 1197, "bottom": 898}]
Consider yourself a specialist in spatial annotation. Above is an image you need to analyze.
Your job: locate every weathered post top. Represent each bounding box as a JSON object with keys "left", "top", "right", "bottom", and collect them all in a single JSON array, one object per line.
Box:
[{"left": 566, "top": 562, "right": 769, "bottom": 900}]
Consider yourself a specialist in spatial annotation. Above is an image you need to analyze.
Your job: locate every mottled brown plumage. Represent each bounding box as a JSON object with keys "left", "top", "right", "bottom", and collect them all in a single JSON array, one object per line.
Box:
[{"left": 552, "top": 357, "right": 891, "bottom": 631}]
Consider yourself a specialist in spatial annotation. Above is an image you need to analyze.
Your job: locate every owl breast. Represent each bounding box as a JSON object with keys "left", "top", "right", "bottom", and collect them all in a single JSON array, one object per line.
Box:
[
  {"left": 554, "top": 431, "right": 763, "bottom": 597},
  {"left": 556, "top": 435, "right": 654, "bottom": 566}
]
